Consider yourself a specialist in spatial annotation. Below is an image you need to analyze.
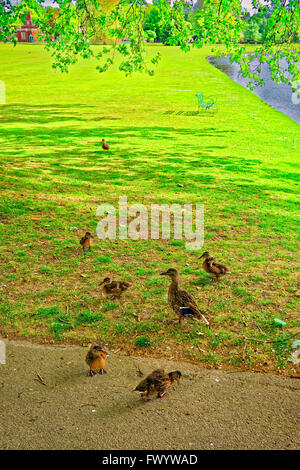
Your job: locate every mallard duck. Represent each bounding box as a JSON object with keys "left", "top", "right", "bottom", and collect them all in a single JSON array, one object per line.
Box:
[
  {"left": 133, "top": 368, "right": 182, "bottom": 401},
  {"left": 85, "top": 343, "right": 109, "bottom": 376},
  {"left": 199, "top": 251, "right": 228, "bottom": 282},
  {"left": 160, "top": 268, "right": 209, "bottom": 325},
  {"left": 100, "top": 277, "right": 131, "bottom": 300},
  {"left": 80, "top": 231, "right": 94, "bottom": 252},
  {"left": 102, "top": 139, "right": 110, "bottom": 150}
]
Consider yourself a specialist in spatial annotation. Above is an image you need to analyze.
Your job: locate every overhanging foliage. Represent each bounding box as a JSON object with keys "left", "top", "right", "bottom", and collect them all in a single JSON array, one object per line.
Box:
[{"left": 0, "top": 0, "right": 299, "bottom": 87}]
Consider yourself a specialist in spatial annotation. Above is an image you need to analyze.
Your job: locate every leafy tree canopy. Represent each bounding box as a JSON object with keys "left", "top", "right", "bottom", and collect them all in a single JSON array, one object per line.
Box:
[{"left": 0, "top": 0, "right": 299, "bottom": 88}]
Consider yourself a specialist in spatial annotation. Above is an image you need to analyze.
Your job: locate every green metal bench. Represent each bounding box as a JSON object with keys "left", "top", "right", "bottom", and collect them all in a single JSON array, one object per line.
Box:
[{"left": 196, "top": 92, "right": 216, "bottom": 113}]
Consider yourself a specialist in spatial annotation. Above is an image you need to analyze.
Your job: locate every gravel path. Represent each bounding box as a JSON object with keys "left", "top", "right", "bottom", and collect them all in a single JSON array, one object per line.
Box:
[{"left": 0, "top": 339, "right": 299, "bottom": 450}]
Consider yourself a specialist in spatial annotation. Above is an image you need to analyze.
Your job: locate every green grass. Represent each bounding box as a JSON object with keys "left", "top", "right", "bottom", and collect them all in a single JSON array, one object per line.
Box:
[{"left": 0, "top": 43, "right": 299, "bottom": 375}]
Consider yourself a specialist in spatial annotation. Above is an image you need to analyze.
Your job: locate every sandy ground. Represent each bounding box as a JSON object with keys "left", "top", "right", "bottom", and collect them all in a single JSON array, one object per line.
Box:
[{"left": 0, "top": 339, "right": 299, "bottom": 450}]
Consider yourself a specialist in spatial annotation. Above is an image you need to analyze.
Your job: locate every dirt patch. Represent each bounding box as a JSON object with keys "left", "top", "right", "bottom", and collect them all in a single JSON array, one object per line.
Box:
[{"left": 0, "top": 339, "right": 299, "bottom": 450}]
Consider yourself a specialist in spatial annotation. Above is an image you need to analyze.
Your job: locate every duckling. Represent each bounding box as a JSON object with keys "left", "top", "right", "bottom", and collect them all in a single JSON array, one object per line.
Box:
[
  {"left": 160, "top": 268, "right": 209, "bottom": 326},
  {"left": 80, "top": 231, "right": 94, "bottom": 253},
  {"left": 199, "top": 251, "right": 228, "bottom": 282},
  {"left": 102, "top": 139, "right": 110, "bottom": 150},
  {"left": 100, "top": 277, "right": 131, "bottom": 300},
  {"left": 133, "top": 368, "right": 182, "bottom": 401},
  {"left": 85, "top": 343, "right": 109, "bottom": 376}
]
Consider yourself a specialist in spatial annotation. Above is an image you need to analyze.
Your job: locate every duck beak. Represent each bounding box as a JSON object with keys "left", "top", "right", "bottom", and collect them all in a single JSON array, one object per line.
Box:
[{"left": 160, "top": 271, "right": 167, "bottom": 275}]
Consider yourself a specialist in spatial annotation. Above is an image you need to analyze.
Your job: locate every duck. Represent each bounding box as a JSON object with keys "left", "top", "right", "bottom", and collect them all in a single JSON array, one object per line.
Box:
[
  {"left": 85, "top": 343, "right": 109, "bottom": 376},
  {"left": 199, "top": 251, "right": 228, "bottom": 282},
  {"left": 102, "top": 139, "right": 110, "bottom": 150},
  {"left": 160, "top": 268, "right": 209, "bottom": 325},
  {"left": 80, "top": 231, "right": 94, "bottom": 253},
  {"left": 100, "top": 277, "right": 131, "bottom": 300},
  {"left": 133, "top": 368, "right": 182, "bottom": 401}
]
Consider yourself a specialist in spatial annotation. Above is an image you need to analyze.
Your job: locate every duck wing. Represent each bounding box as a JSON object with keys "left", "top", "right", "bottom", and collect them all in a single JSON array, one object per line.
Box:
[
  {"left": 119, "top": 281, "right": 131, "bottom": 291},
  {"left": 86, "top": 348, "right": 98, "bottom": 365},
  {"left": 105, "top": 281, "right": 119, "bottom": 293},
  {"left": 148, "top": 369, "right": 170, "bottom": 393},
  {"left": 178, "top": 290, "right": 209, "bottom": 325},
  {"left": 134, "top": 369, "right": 165, "bottom": 392},
  {"left": 148, "top": 369, "right": 166, "bottom": 380},
  {"left": 134, "top": 377, "right": 149, "bottom": 392},
  {"left": 208, "top": 259, "right": 228, "bottom": 275}
]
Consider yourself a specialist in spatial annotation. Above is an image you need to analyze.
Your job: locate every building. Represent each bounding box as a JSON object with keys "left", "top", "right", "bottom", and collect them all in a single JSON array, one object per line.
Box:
[{"left": 16, "top": 12, "right": 39, "bottom": 43}]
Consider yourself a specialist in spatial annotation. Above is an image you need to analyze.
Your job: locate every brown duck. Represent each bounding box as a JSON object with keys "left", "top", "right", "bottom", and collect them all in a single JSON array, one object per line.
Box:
[
  {"left": 133, "top": 368, "right": 182, "bottom": 401},
  {"left": 100, "top": 277, "right": 131, "bottom": 300},
  {"left": 160, "top": 268, "right": 209, "bottom": 325},
  {"left": 86, "top": 343, "right": 109, "bottom": 376},
  {"left": 200, "top": 251, "right": 228, "bottom": 282},
  {"left": 102, "top": 139, "right": 110, "bottom": 150},
  {"left": 80, "top": 231, "right": 94, "bottom": 253}
]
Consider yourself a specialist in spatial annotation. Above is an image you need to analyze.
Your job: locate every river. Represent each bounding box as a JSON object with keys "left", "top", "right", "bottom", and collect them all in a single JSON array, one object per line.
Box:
[{"left": 207, "top": 55, "right": 300, "bottom": 124}]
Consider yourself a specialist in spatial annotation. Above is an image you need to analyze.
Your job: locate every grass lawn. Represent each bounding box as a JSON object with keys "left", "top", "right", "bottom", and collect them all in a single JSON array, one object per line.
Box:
[{"left": 0, "top": 43, "right": 299, "bottom": 375}]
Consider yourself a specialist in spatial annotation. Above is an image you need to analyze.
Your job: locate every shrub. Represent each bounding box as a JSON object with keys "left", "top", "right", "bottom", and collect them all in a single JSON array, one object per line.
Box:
[
  {"left": 135, "top": 336, "right": 151, "bottom": 348},
  {"left": 36, "top": 305, "right": 60, "bottom": 318},
  {"left": 49, "top": 322, "right": 72, "bottom": 340},
  {"left": 75, "top": 311, "right": 102, "bottom": 324}
]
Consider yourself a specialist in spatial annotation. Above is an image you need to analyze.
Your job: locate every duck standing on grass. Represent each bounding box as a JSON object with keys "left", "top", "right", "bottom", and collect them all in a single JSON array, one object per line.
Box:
[
  {"left": 160, "top": 268, "right": 209, "bottom": 326},
  {"left": 100, "top": 277, "right": 131, "bottom": 300},
  {"left": 133, "top": 369, "right": 182, "bottom": 401},
  {"left": 102, "top": 139, "right": 110, "bottom": 151},
  {"left": 199, "top": 251, "right": 228, "bottom": 282},
  {"left": 86, "top": 343, "right": 109, "bottom": 377},
  {"left": 80, "top": 231, "right": 94, "bottom": 253}
]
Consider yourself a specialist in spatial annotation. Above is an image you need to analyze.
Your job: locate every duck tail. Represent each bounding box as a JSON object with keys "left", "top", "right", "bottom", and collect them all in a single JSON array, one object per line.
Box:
[{"left": 197, "top": 310, "right": 210, "bottom": 326}]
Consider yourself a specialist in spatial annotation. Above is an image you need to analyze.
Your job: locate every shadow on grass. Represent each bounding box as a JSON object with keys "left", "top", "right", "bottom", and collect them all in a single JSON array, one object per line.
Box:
[
  {"left": 191, "top": 278, "right": 212, "bottom": 287},
  {"left": 163, "top": 110, "right": 217, "bottom": 117},
  {"left": 0, "top": 102, "right": 298, "bottom": 212},
  {"left": 0, "top": 104, "right": 120, "bottom": 124}
]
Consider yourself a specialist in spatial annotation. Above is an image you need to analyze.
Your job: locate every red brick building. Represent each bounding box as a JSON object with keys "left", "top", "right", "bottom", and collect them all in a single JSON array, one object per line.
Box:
[{"left": 16, "top": 12, "right": 39, "bottom": 43}]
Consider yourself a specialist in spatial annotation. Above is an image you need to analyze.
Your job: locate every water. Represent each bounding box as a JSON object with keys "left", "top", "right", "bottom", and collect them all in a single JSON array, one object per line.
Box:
[{"left": 207, "top": 55, "right": 300, "bottom": 124}]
